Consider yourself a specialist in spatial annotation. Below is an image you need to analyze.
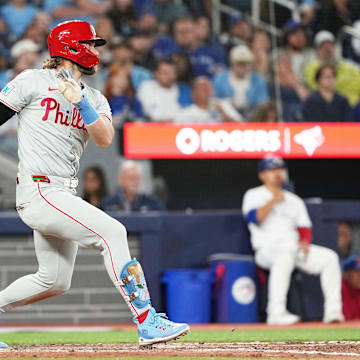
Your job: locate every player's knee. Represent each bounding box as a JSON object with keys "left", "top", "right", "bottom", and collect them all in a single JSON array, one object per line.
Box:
[
  {"left": 104, "top": 220, "right": 127, "bottom": 242},
  {"left": 51, "top": 277, "right": 72, "bottom": 294},
  {"left": 39, "top": 268, "right": 72, "bottom": 294}
]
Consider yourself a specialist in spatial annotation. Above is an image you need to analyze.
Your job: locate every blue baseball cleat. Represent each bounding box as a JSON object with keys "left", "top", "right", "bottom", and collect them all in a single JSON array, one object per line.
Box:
[
  {"left": 0, "top": 342, "right": 8, "bottom": 349},
  {"left": 134, "top": 307, "right": 190, "bottom": 346}
]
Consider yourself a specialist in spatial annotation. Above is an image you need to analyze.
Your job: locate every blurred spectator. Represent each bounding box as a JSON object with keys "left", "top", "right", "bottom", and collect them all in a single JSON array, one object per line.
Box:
[
  {"left": 144, "top": 0, "right": 189, "bottom": 32},
  {"left": 304, "top": 31, "right": 360, "bottom": 107},
  {"left": 106, "top": 0, "right": 137, "bottom": 37},
  {"left": 277, "top": 20, "right": 314, "bottom": 83},
  {"left": 175, "top": 77, "right": 242, "bottom": 123},
  {"left": 171, "top": 16, "right": 226, "bottom": 77},
  {"left": 213, "top": 44, "right": 269, "bottom": 117},
  {"left": 0, "top": 19, "right": 13, "bottom": 58},
  {"left": 102, "top": 160, "right": 165, "bottom": 212},
  {"left": 274, "top": 22, "right": 315, "bottom": 121},
  {"left": 195, "top": 15, "right": 212, "bottom": 45},
  {"left": 220, "top": 13, "right": 253, "bottom": 53},
  {"left": 341, "top": 255, "right": 360, "bottom": 320},
  {"left": 171, "top": 52, "right": 193, "bottom": 85},
  {"left": 82, "top": 166, "right": 109, "bottom": 208},
  {"left": 94, "top": 17, "right": 116, "bottom": 67},
  {"left": 0, "top": 52, "right": 10, "bottom": 90},
  {"left": 128, "top": 29, "right": 157, "bottom": 70},
  {"left": 242, "top": 155, "right": 343, "bottom": 325},
  {"left": 1, "top": 0, "right": 38, "bottom": 38},
  {"left": 250, "top": 30, "right": 271, "bottom": 79},
  {"left": 104, "top": 63, "right": 145, "bottom": 153},
  {"left": 44, "top": 0, "right": 105, "bottom": 27},
  {"left": 0, "top": 115, "right": 17, "bottom": 157},
  {"left": 250, "top": 101, "right": 278, "bottom": 122},
  {"left": 137, "top": 58, "right": 192, "bottom": 122},
  {"left": 9, "top": 40, "right": 40, "bottom": 78},
  {"left": 137, "top": 11, "right": 158, "bottom": 32},
  {"left": 104, "top": 63, "right": 144, "bottom": 126},
  {"left": 314, "top": 0, "right": 357, "bottom": 37},
  {"left": 111, "top": 41, "right": 152, "bottom": 90},
  {"left": 302, "top": 64, "right": 353, "bottom": 122},
  {"left": 338, "top": 221, "right": 354, "bottom": 260}
]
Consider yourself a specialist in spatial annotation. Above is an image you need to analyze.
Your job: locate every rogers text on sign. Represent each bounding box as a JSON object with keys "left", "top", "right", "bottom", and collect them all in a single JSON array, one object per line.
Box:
[{"left": 175, "top": 128, "right": 281, "bottom": 155}]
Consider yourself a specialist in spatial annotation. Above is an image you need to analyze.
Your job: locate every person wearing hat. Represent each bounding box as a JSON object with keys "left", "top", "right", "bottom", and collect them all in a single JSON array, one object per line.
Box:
[
  {"left": 278, "top": 19, "right": 314, "bottom": 80},
  {"left": 342, "top": 255, "right": 360, "bottom": 320},
  {"left": 213, "top": 44, "right": 269, "bottom": 116},
  {"left": 304, "top": 30, "right": 360, "bottom": 107},
  {"left": 242, "top": 154, "right": 343, "bottom": 325}
]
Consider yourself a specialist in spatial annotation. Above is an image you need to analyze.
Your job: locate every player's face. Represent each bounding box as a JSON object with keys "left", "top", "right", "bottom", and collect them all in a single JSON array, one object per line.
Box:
[{"left": 260, "top": 168, "right": 286, "bottom": 187}]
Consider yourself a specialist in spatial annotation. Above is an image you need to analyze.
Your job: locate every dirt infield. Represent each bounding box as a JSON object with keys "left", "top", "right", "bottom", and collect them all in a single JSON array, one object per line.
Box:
[{"left": 1, "top": 341, "right": 360, "bottom": 359}]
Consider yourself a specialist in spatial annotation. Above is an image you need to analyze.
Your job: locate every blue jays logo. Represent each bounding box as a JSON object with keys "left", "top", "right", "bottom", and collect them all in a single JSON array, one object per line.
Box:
[{"left": 1, "top": 84, "right": 14, "bottom": 96}]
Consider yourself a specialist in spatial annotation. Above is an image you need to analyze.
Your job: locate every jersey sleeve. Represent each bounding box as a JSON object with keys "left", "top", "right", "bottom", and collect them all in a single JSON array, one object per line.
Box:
[
  {"left": 0, "top": 70, "right": 35, "bottom": 112},
  {"left": 242, "top": 189, "right": 264, "bottom": 216},
  {"left": 295, "top": 197, "right": 312, "bottom": 228},
  {"left": 95, "top": 92, "right": 112, "bottom": 122}
]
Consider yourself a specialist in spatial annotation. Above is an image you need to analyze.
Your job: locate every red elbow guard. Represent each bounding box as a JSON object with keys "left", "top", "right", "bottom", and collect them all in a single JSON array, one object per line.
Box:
[{"left": 298, "top": 227, "right": 312, "bottom": 243}]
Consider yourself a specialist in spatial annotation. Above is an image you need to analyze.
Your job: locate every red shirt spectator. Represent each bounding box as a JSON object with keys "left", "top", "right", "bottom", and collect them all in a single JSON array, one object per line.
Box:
[{"left": 341, "top": 255, "right": 360, "bottom": 320}]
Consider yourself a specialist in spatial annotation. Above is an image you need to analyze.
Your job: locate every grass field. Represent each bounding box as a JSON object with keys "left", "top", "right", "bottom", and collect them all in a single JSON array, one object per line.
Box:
[
  {"left": 1, "top": 326, "right": 360, "bottom": 359},
  {"left": 1, "top": 327, "right": 360, "bottom": 345}
]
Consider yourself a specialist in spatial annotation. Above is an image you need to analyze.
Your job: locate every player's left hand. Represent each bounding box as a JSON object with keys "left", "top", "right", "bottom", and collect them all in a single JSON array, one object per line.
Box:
[
  {"left": 298, "top": 241, "right": 310, "bottom": 255},
  {"left": 56, "top": 68, "right": 82, "bottom": 104}
]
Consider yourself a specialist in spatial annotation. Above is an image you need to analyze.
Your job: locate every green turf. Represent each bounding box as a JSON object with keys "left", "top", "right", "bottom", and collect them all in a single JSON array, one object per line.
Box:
[{"left": 0, "top": 328, "right": 359, "bottom": 345}]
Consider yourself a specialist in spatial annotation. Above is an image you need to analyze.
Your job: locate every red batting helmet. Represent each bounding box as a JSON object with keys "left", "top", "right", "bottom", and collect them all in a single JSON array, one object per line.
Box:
[{"left": 47, "top": 20, "right": 106, "bottom": 69}]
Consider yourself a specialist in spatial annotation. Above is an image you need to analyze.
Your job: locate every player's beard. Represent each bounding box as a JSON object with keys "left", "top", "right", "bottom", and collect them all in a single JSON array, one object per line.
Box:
[{"left": 77, "top": 64, "right": 96, "bottom": 76}]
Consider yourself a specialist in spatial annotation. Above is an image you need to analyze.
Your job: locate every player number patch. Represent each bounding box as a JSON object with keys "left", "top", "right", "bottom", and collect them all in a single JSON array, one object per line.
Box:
[{"left": 1, "top": 84, "right": 15, "bottom": 96}]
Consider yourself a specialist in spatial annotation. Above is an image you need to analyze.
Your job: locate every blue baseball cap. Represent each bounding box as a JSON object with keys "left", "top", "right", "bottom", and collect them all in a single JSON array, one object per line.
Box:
[
  {"left": 258, "top": 155, "right": 286, "bottom": 172},
  {"left": 229, "top": 12, "right": 247, "bottom": 27},
  {"left": 342, "top": 255, "right": 360, "bottom": 272}
]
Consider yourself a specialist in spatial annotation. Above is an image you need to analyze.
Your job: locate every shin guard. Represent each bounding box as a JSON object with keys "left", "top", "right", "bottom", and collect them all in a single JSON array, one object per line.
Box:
[{"left": 118, "top": 258, "right": 151, "bottom": 317}]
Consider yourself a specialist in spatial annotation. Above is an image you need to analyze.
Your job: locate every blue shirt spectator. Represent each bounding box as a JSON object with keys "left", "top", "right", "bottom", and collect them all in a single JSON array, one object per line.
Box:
[
  {"left": 213, "top": 45, "right": 269, "bottom": 114},
  {"left": 167, "top": 17, "right": 226, "bottom": 78},
  {"left": 1, "top": 0, "right": 38, "bottom": 37}
]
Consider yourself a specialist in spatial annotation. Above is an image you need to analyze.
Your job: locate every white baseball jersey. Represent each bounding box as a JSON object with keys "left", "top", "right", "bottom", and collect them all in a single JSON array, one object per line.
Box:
[
  {"left": 242, "top": 185, "right": 312, "bottom": 251},
  {"left": 0, "top": 69, "right": 112, "bottom": 178}
]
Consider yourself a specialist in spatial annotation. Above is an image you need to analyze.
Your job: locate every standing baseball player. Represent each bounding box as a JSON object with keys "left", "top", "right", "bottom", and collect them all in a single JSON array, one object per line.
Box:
[
  {"left": 0, "top": 20, "right": 189, "bottom": 346},
  {"left": 242, "top": 155, "right": 343, "bottom": 325}
]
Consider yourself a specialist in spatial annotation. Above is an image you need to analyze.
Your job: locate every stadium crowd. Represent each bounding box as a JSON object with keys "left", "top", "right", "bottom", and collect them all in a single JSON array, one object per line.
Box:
[{"left": 1, "top": 0, "right": 360, "bottom": 137}]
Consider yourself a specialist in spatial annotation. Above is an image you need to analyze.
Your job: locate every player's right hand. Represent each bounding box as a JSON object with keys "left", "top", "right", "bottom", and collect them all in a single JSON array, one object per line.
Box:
[
  {"left": 56, "top": 68, "right": 82, "bottom": 104},
  {"left": 272, "top": 190, "right": 285, "bottom": 204}
]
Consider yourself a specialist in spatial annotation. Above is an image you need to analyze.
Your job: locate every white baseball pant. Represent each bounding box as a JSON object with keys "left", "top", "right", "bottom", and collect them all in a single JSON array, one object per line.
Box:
[
  {"left": 0, "top": 175, "right": 137, "bottom": 315},
  {"left": 255, "top": 243, "right": 342, "bottom": 320}
]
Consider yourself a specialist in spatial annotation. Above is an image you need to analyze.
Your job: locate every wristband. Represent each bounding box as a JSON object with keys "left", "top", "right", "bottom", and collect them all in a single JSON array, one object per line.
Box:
[{"left": 75, "top": 94, "right": 99, "bottom": 125}]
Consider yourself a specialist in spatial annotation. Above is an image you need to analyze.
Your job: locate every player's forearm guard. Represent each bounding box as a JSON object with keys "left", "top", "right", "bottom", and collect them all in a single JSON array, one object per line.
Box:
[
  {"left": 75, "top": 94, "right": 99, "bottom": 125},
  {"left": 120, "top": 259, "right": 151, "bottom": 310}
]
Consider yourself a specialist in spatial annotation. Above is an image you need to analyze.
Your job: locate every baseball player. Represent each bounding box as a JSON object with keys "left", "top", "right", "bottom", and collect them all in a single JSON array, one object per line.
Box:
[
  {"left": 0, "top": 20, "right": 189, "bottom": 346},
  {"left": 242, "top": 155, "right": 343, "bottom": 325}
]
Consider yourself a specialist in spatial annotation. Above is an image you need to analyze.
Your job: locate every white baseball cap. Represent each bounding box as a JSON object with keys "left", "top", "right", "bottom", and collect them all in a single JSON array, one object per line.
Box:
[
  {"left": 230, "top": 44, "right": 253, "bottom": 63},
  {"left": 314, "top": 31, "right": 335, "bottom": 48},
  {"left": 11, "top": 39, "right": 40, "bottom": 59}
]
